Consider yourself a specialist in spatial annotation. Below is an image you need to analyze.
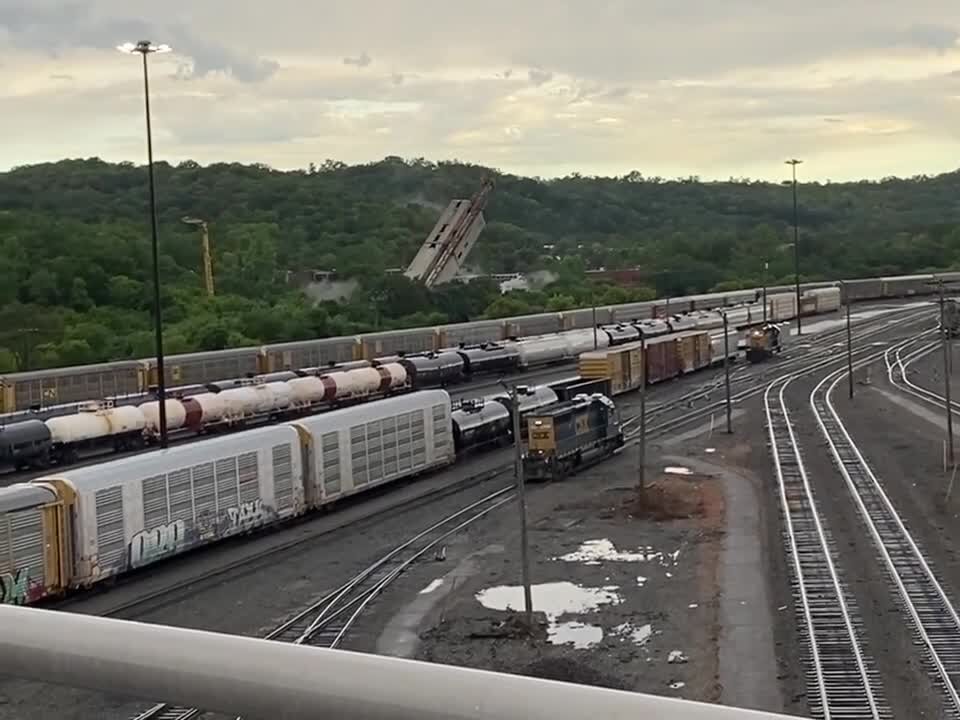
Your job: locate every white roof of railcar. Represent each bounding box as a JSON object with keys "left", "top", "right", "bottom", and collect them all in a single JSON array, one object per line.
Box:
[
  {"left": 0, "top": 483, "right": 57, "bottom": 513},
  {"left": 880, "top": 274, "right": 935, "bottom": 282},
  {"left": 31, "top": 424, "right": 300, "bottom": 494},
  {"left": 293, "top": 389, "right": 451, "bottom": 433}
]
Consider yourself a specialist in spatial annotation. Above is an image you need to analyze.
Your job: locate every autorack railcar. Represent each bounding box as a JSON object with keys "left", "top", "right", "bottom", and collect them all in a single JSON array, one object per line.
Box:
[{"left": 0, "top": 390, "right": 455, "bottom": 604}]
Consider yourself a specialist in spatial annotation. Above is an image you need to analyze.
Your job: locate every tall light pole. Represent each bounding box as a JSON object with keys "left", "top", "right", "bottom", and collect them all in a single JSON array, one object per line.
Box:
[
  {"left": 762, "top": 260, "right": 769, "bottom": 324},
  {"left": 119, "top": 40, "right": 172, "bottom": 447},
  {"left": 785, "top": 159, "right": 803, "bottom": 335},
  {"left": 182, "top": 216, "right": 215, "bottom": 297},
  {"left": 509, "top": 384, "right": 534, "bottom": 628},
  {"left": 940, "top": 280, "right": 955, "bottom": 469}
]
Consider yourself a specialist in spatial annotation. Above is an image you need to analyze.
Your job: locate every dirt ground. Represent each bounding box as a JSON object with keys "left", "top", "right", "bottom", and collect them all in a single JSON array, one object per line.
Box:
[{"left": 386, "top": 417, "right": 792, "bottom": 715}]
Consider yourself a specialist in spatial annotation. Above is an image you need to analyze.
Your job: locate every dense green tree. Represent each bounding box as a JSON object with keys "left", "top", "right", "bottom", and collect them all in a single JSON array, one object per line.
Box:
[{"left": 4, "top": 156, "right": 960, "bottom": 370}]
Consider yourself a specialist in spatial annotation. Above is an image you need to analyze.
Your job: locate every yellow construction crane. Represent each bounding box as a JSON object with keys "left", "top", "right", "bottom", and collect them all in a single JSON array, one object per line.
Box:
[{"left": 181, "top": 216, "right": 215, "bottom": 297}]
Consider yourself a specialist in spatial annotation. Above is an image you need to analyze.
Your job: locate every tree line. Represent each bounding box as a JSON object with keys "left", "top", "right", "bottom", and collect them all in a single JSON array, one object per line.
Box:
[{"left": 1, "top": 156, "right": 959, "bottom": 372}]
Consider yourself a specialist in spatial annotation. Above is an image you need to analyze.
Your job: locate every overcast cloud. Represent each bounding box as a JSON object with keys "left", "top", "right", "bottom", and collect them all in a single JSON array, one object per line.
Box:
[{"left": 3, "top": 0, "right": 960, "bottom": 180}]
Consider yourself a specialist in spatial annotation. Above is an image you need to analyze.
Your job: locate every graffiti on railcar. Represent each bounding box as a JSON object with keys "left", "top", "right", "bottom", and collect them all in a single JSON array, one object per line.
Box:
[
  {"left": 226, "top": 499, "right": 275, "bottom": 531},
  {"left": 129, "top": 519, "right": 187, "bottom": 568},
  {"left": 0, "top": 568, "right": 44, "bottom": 605}
]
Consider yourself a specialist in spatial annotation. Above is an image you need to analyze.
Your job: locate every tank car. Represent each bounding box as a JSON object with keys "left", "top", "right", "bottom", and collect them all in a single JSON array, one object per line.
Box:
[
  {"left": 399, "top": 352, "right": 465, "bottom": 388},
  {"left": 140, "top": 399, "right": 188, "bottom": 434},
  {"left": 0, "top": 420, "right": 51, "bottom": 470},
  {"left": 523, "top": 394, "right": 624, "bottom": 482},
  {"left": 635, "top": 319, "right": 671, "bottom": 338},
  {"left": 665, "top": 315, "right": 698, "bottom": 333},
  {"left": 602, "top": 324, "right": 640, "bottom": 345},
  {"left": 46, "top": 403, "right": 147, "bottom": 462},
  {"left": 512, "top": 335, "right": 571, "bottom": 369},
  {"left": 562, "top": 329, "right": 611, "bottom": 356},
  {"left": 451, "top": 399, "right": 512, "bottom": 453},
  {"left": 454, "top": 344, "right": 520, "bottom": 375},
  {"left": 181, "top": 393, "right": 227, "bottom": 430}
]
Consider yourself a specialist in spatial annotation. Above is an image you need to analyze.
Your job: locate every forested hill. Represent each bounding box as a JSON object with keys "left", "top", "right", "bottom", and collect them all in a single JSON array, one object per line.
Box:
[{"left": 2, "top": 156, "right": 960, "bottom": 372}]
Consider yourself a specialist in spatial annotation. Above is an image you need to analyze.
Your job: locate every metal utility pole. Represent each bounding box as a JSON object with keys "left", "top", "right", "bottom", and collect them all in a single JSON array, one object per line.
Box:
[
  {"left": 510, "top": 385, "right": 534, "bottom": 628},
  {"left": 592, "top": 301, "right": 598, "bottom": 350},
  {"left": 785, "top": 158, "right": 803, "bottom": 336},
  {"left": 120, "top": 40, "right": 172, "bottom": 448},
  {"left": 638, "top": 333, "right": 647, "bottom": 494},
  {"left": 182, "top": 217, "right": 215, "bottom": 296},
  {"left": 845, "top": 283, "right": 854, "bottom": 399},
  {"left": 941, "top": 281, "right": 955, "bottom": 469},
  {"left": 722, "top": 312, "right": 732, "bottom": 433},
  {"left": 762, "top": 261, "right": 769, "bottom": 324}
]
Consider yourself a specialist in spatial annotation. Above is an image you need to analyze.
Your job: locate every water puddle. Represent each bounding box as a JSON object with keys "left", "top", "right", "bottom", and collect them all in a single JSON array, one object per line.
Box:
[
  {"left": 613, "top": 622, "right": 653, "bottom": 646},
  {"left": 419, "top": 579, "right": 444, "bottom": 595},
  {"left": 555, "top": 539, "right": 651, "bottom": 564},
  {"left": 664, "top": 466, "right": 693, "bottom": 475},
  {"left": 551, "top": 621, "right": 604, "bottom": 648},
  {"left": 476, "top": 581, "right": 622, "bottom": 649},
  {"left": 555, "top": 539, "right": 682, "bottom": 574}
]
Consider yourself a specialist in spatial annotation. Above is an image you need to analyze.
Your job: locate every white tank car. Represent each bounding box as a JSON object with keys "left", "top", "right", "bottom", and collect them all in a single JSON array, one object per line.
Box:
[
  {"left": 264, "top": 382, "right": 293, "bottom": 410},
  {"left": 319, "top": 367, "right": 384, "bottom": 402},
  {"left": 219, "top": 383, "right": 290, "bottom": 418},
  {"left": 33, "top": 424, "right": 305, "bottom": 586},
  {"left": 185, "top": 393, "right": 227, "bottom": 426},
  {"left": 140, "top": 399, "right": 187, "bottom": 432},
  {"left": 347, "top": 367, "right": 385, "bottom": 398},
  {"left": 104, "top": 404, "right": 148, "bottom": 434},
  {"left": 287, "top": 376, "right": 327, "bottom": 406},
  {"left": 562, "top": 328, "right": 610, "bottom": 356},
  {"left": 292, "top": 389, "right": 454, "bottom": 505},
  {"left": 46, "top": 412, "right": 110, "bottom": 444},
  {"left": 380, "top": 362, "right": 408, "bottom": 390},
  {"left": 513, "top": 334, "right": 571, "bottom": 368},
  {"left": 47, "top": 404, "right": 147, "bottom": 443}
]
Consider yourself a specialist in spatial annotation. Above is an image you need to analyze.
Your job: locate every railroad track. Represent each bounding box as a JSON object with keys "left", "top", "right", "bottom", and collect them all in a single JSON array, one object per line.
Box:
[
  {"left": 884, "top": 331, "right": 953, "bottom": 411},
  {"left": 764, "top": 372, "right": 889, "bottom": 720},
  {"left": 813, "top": 353, "right": 960, "bottom": 718},
  {"left": 129, "top": 486, "right": 516, "bottom": 720},
  {"left": 622, "top": 306, "right": 936, "bottom": 441}
]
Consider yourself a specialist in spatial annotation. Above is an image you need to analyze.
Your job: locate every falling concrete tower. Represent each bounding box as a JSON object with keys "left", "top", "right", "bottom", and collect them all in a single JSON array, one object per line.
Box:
[{"left": 404, "top": 178, "right": 495, "bottom": 288}]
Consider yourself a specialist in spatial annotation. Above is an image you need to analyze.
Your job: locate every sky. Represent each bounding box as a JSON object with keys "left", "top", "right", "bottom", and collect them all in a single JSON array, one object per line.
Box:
[{"left": 3, "top": 1, "right": 960, "bottom": 181}]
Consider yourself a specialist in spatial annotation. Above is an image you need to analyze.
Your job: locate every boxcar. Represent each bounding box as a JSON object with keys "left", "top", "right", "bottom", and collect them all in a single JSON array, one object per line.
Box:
[
  {"left": 293, "top": 390, "right": 454, "bottom": 505},
  {"left": 578, "top": 343, "right": 645, "bottom": 396},
  {"left": 645, "top": 335, "right": 681, "bottom": 383},
  {"left": 38, "top": 425, "right": 305, "bottom": 585}
]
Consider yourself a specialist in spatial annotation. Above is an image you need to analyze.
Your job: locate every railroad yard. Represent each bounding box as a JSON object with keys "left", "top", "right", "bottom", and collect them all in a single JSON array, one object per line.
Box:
[{"left": 6, "top": 288, "right": 960, "bottom": 720}]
